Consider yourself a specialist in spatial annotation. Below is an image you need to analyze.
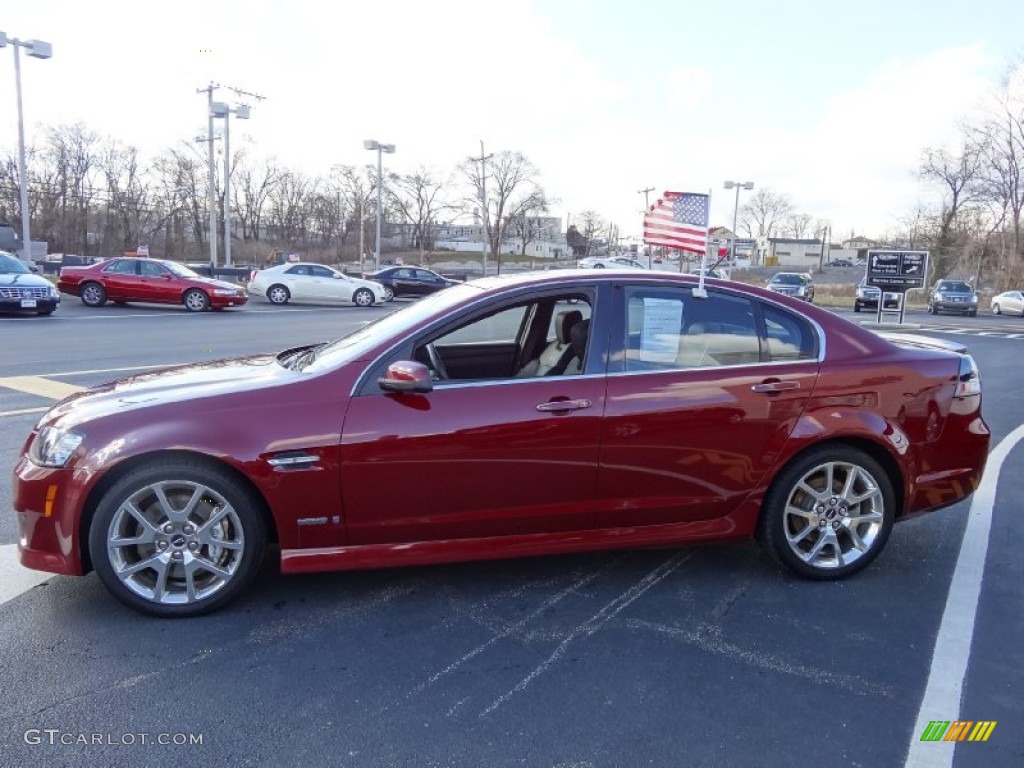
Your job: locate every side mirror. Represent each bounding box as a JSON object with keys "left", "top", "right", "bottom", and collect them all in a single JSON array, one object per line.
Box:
[{"left": 379, "top": 361, "right": 433, "bottom": 393}]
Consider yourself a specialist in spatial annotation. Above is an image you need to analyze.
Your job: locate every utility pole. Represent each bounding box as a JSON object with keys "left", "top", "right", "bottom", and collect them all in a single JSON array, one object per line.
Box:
[
  {"left": 197, "top": 83, "right": 265, "bottom": 270},
  {"left": 470, "top": 140, "right": 494, "bottom": 276},
  {"left": 638, "top": 187, "right": 654, "bottom": 266}
]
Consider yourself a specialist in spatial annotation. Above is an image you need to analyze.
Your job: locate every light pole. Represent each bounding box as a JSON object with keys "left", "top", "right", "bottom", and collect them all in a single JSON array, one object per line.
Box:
[
  {"left": 1, "top": 32, "right": 53, "bottom": 266},
  {"left": 638, "top": 187, "right": 654, "bottom": 266},
  {"left": 723, "top": 180, "right": 754, "bottom": 265},
  {"left": 469, "top": 141, "right": 494, "bottom": 275},
  {"left": 364, "top": 140, "right": 396, "bottom": 272},
  {"left": 211, "top": 102, "right": 250, "bottom": 268}
]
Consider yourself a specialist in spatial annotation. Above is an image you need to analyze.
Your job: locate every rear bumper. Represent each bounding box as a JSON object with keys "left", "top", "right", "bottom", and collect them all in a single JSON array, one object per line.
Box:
[{"left": 903, "top": 410, "right": 990, "bottom": 519}]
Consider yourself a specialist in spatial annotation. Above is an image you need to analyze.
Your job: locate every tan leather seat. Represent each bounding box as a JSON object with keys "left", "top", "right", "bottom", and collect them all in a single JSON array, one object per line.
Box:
[{"left": 517, "top": 310, "right": 583, "bottom": 377}]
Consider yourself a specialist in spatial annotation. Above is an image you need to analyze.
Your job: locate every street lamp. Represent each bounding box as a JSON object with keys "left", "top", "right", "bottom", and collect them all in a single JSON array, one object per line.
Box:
[
  {"left": 723, "top": 180, "right": 754, "bottom": 265},
  {"left": 211, "top": 101, "right": 250, "bottom": 268},
  {"left": 364, "top": 140, "right": 396, "bottom": 273},
  {"left": 1, "top": 32, "right": 53, "bottom": 266}
]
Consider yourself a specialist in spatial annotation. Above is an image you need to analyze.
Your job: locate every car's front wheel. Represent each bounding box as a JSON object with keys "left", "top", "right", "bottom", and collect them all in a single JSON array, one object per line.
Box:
[
  {"left": 993, "top": 303, "right": 1002, "bottom": 315},
  {"left": 183, "top": 289, "right": 210, "bottom": 312},
  {"left": 382, "top": 285, "right": 395, "bottom": 302},
  {"left": 88, "top": 459, "right": 268, "bottom": 617},
  {"left": 353, "top": 288, "right": 374, "bottom": 307},
  {"left": 757, "top": 446, "right": 895, "bottom": 580},
  {"left": 854, "top": 302, "right": 862, "bottom": 313}
]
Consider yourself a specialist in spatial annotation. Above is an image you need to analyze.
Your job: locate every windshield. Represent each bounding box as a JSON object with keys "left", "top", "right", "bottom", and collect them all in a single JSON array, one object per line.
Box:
[
  {"left": 301, "top": 282, "right": 485, "bottom": 372},
  {"left": 772, "top": 273, "right": 806, "bottom": 285},
  {"left": 164, "top": 262, "right": 201, "bottom": 278},
  {"left": 938, "top": 281, "right": 972, "bottom": 293},
  {"left": 0, "top": 253, "right": 30, "bottom": 274}
]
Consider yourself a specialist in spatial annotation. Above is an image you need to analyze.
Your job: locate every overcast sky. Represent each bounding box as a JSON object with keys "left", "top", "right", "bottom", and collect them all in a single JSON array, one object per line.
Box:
[{"left": 2, "top": 0, "right": 1021, "bottom": 241}]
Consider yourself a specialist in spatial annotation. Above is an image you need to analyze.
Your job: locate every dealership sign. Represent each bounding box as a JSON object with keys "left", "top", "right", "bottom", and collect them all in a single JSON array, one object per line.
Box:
[{"left": 865, "top": 249, "right": 928, "bottom": 291}]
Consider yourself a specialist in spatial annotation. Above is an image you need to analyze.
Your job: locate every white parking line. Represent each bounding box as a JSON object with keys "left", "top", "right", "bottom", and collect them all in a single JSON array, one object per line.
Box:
[
  {"left": 0, "top": 376, "right": 86, "bottom": 400},
  {"left": 0, "top": 406, "right": 48, "bottom": 418},
  {"left": 905, "top": 423, "right": 1024, "bottom": 767},
  {"left": 0, "top": 544, "right": 53, "bottom": 606}
]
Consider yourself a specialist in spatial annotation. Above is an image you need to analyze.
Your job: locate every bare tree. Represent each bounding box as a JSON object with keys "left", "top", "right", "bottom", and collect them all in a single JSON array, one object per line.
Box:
[
  {"left": 388, "top": 166, "right": 451, "bottom": 264},
  {"left": 738, "top": 188, "right": 794, "bottom": 238},
  {"left": 234, "top": 156, "right": 280, "bottom": 242},
  {"left": 578, "top": 210, "right": 605, "bottom": 257},
  {"left": 506, "top": 190, "right": 550, "bottom": 257},
  {"left": 461, "top": 150, "right": 541, "bottom": 271},
  {"left": 784, "top": 212, "right": 813, "bottom": 239},
  {"left": 919, "top": 137, "right": 985, "bottom": 276}
]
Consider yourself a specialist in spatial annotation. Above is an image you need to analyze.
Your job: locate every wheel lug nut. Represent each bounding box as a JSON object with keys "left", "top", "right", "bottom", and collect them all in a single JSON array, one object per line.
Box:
[
  {"left": 188, "top": 542, "right": 199, "bottom": 551},
  {"left": 163, "top": 524, "right": 174, "bottom": 534},
  {"left": 158, "top": 540, "right": 168, "bottom": 550},
  {"left": 818, "top": 519, "right": 826, "bottom": 527},
  {"left": 183, "top": 524, "right": 195, "bottom": 535},
  {"left": 832, "top": 521, "right": 839, "bottom": 529},
  {"left": 172, "top": 552, "right": 183, "bottom": 561}
]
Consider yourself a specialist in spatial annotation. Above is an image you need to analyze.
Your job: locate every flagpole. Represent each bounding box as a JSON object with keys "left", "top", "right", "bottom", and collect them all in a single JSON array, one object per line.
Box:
[{"left": 694, "top": 188, "right": 711, "bottom": 299}]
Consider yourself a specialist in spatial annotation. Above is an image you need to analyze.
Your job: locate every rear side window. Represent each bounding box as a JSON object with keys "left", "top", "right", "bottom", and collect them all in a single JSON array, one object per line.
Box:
[
  {"left": 103, "top": 260, "right": 137, "bottom": 275},
  {"left": 762, "top": 305, "right": 817, "bottom": 361}
]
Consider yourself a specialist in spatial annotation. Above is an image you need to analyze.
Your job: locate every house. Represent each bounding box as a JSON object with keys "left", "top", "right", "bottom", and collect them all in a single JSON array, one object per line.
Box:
[{"left": 842, "top": 235, "right": 879, "bottom": 250}]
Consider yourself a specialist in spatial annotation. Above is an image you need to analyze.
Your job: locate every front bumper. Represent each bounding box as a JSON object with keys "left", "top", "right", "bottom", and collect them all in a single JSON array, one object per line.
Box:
[
  {"left": 932, "top": 300, "right": 977, "bottom": 313},
  {"left": 210, "top": 293, "right": 248, "bottom": 309},
  {"left": 12, "top": 456, "right": 95, "bottom": 576},
  {"left": 0, "top": 297, "right": 59, "bottom": 313}
]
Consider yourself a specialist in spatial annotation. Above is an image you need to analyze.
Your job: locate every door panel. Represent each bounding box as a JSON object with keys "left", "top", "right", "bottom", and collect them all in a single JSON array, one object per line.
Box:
[
  {"left": 596, "top": 362, "right": 818, "bottom": 527},
  {"left": 340, "top": 378, "right": 607, "bottom": 544}
]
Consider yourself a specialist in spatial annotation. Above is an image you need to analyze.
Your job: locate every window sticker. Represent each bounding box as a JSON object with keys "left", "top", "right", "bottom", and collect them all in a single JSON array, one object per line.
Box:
[{"left": 641, "top": 298, "right": 683, "bottom": 363}]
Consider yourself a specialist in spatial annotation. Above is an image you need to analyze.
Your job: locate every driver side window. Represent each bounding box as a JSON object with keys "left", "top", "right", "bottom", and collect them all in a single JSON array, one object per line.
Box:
[{"left": 412, "top": 294, "right": 592, "bottom": 382}]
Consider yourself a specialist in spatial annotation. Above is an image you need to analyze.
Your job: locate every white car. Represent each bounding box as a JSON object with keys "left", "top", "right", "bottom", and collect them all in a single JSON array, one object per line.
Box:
[
  {"left": 248, "top": 263, "right": 387, "bottom": 307},
  {"left": 577, "top": 256, "right": 648, "bottom": 270},
  {"left": 991, "top": 290, "right": 1024, "bottom": 316}
]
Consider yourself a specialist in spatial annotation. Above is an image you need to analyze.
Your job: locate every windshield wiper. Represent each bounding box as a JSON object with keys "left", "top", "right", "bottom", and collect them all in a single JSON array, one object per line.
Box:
[{"left": 291, "top": 342, "right": 329, "bottom": 370}]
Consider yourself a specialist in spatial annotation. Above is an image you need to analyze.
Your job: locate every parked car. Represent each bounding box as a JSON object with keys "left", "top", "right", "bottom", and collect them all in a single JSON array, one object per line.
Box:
[
  {"left": 928, "top": 280, "right": 978, "bottom": 316},
  {"left": 248, "top": 263, "right": 387, "bottom": 307},
  {"left": 828, "top": 259, "right": 854, "bottom": 267},
  {"left": 854, "top": 278, "right": 900, "bottom": 312},
  {"left": 766, "top": 272, "right": 815, "bottom": 302},
  {"left": 57, "top": 257, "right": 248, "bottom": 311},
  {"left": 368, "top": 266, "right": 459, "bottom": 302},
  {"left": 13, "top": 271, "right": 989, "bottom": 616},
  {"left": 990, "top": 290, "right": 1024, "bottom": 316},
  {"left": 577, "top": 256, "right": 648, "bottom": 270},
  {"left": 0, "top": 251, "right": 60, "bottom": 316}
]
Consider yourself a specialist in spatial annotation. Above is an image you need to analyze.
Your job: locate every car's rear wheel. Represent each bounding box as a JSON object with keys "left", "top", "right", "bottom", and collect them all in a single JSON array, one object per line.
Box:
[
  {"left": 353, "top": 288, "right": 374, "bottom": 307},
  {"left": 88, "top": 460, "right": 267, "bottom": 617},
  {"left": 592, "top": 263, "right": 605, "bottom": 269},
  {"left": 183, "top": 289, "right": 210, "bottom": 312},
  {"left": 267, "top": 284, "right": 290, "bottom": 305},
  {"left": 993, "top": 303, "right": 1001, "bottom": 315},
  {"left": 968, "top": 310, "right": 977, "bottom": 317},
  {"left": 80, "top": 282, "right": 107, "bottom": 307},
  {"left": 382, "top": 285, "right": 395, "bottom": 302},
  {"left": 854, "top": 302, "right": 861, "bottom": 313},
  {"left": 758, "top": 446, "right": 895, "bottom": 580}
]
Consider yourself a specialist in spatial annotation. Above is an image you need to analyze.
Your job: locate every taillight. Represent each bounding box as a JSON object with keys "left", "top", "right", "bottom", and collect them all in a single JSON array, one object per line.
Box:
[{"left": 954, "top": 354, "right": 981, "bottom": 398}]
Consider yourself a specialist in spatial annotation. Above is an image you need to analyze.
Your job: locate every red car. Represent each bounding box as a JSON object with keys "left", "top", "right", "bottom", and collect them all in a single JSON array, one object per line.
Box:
[
  {"left": 57, "top": 257, "right": 248, "bottom": 311},
  {"left": 13, "top": 271, "right": 989, "bottom": 616}
]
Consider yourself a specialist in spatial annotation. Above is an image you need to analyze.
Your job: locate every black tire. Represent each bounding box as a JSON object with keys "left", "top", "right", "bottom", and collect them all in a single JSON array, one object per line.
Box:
[
  {"left": 183, "top": 289, "right": 210, "bottom": 312},
  {"left": 967, "top": 310, "right": 977, "bottom": 317},
  {"left": 80, "top": 282, "right": 107, "bottom": 307},
  {"left": 88, "top": 459, "right": 268, "bottom": 617},
  {"left": 267, "top": 284, "right": 290, "bottom": 305},
  {"left": 353, "top": 288, "right": 374, "bottom": 307},
  {"left": 382, "top": 285, "right": 395, "bottom": 302},
  {"left": 993, "top": 303, "right": 1001, "bottom": 315},
  {"left": 592, "top": 263, "right": 605, "bottom": 269},
  {"left": 853, "top": 303, "right": 861, "bottom": 313},
  {"left": 757, "top": 445, "right": 895, "bottom": 580}
]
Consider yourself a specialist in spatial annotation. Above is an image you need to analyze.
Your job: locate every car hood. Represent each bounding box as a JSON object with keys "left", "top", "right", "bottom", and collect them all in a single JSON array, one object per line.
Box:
[
  {"left": 0, "top": 272, "right": 52, "bottom": 288},
  {"left": 190, "top": 277, "right": 244, "bottom": 292},
  {"left": 40, "top": 351, "right": 312, "bottom": 430}
]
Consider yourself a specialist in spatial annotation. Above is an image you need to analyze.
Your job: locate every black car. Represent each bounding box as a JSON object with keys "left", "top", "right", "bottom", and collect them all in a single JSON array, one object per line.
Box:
[
  {"left": 369, "top": 266, "right": 458, "bottom": 301},
  {"left": 0, "top": 251, "right": 60, "bottom": 315}
]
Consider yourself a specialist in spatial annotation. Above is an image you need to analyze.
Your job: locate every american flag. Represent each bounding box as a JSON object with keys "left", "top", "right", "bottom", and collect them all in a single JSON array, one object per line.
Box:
[{"left": 642, "top": 191, "right": 710, "bottom": 255}]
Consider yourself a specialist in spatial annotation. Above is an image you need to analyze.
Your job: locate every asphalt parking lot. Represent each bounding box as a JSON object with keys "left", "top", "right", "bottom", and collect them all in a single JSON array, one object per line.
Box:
[{"left": 1, "top": 297, "right": 1022, "bottom": 767}]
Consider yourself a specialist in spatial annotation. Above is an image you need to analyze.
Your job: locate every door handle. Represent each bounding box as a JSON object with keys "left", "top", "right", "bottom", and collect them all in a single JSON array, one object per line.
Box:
[
  {"left": 751, "top": 381, "right": 800, "bottom": 393},
  {"left": 536, "top": 398, "right": 592, "bottom": 412}
]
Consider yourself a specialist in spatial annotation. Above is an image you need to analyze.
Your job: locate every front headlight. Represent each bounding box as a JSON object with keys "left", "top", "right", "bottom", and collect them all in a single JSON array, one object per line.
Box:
[{"left": 29, "top": 427, "right": 84, "bottom": 467}]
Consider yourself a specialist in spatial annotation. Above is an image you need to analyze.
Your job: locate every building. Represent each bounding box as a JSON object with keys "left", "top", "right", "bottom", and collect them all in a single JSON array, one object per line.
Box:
[{"left": 759, "top": 237, "right": 825, "bottom": 268}]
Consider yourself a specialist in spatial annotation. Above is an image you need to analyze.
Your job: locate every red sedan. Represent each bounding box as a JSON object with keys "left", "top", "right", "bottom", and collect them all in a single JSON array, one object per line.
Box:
[
  {"left": 57, "top": 257, "right": 248, "bottom": 311},
  {"left": 13, "top": 271, "right": 989, "bottom": 616}
]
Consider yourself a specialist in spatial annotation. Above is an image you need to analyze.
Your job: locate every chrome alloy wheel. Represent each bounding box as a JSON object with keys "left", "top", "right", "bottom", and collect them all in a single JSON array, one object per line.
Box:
[
  {"left": 106, "top": 480, "right": 245, "bottom": 605},
  {"left": 781, "top": 461, "right": 885, "bottom": 570}
]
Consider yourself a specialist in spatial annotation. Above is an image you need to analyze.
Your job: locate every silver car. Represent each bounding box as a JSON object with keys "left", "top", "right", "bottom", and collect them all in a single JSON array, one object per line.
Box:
[{"left": 991, "top": 290, "right": 1024, "bottom": 316}]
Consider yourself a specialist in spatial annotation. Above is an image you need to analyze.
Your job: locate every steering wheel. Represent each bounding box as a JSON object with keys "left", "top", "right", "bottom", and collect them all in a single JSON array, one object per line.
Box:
[{"left": 426, "top": 342, "right": 449, "bottom": 380}]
